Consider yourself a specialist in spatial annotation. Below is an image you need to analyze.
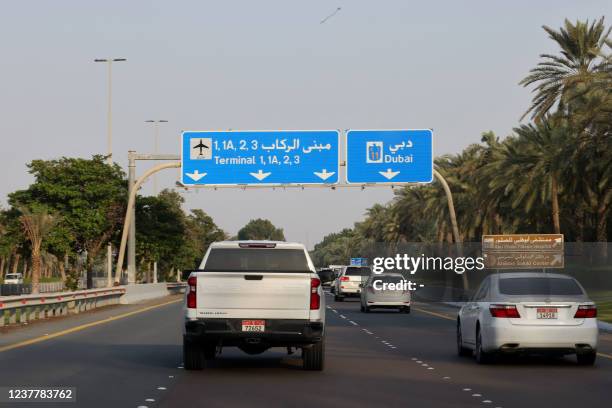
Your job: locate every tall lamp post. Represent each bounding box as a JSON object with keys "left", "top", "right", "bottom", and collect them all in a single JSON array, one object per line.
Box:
[
  {"left": 95, "top": 57, "right": 127, "bottom": 289},
  {"left": 145, "top": 119, "right": 169, "bottom": 195}
]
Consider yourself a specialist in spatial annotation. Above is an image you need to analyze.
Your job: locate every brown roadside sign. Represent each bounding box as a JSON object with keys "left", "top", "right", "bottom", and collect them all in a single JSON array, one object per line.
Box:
[
  {"left": 483, "top": 252, "right": 564, "bottom": 269},
  {"left": 482, "top": 234, "right": 564, "bottom": 252}
]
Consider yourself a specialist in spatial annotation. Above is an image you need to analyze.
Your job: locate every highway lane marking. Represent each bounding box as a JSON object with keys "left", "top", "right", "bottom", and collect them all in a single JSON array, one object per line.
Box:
[
  {"left": 0, "top": 298, "right": 183, "bottom": 353},
  {"left": 412, "top": 306, "right": 455, "bottom": 321},
  {"left": 597, "top": 352, "right": 612, "bottom": 360},
  {"left": 328, "top": 304, "right": 503, "bottom": 406}
]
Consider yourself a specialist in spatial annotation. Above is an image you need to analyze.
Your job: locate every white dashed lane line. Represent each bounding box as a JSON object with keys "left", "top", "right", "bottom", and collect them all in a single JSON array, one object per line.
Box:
[{"left": 327, "top": 305, "right": 501, "bottom": 408}]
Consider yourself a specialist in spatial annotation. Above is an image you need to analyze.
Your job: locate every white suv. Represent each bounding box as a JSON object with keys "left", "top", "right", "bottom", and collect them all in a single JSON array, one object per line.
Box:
[
  {"left": 183, "top": 241, "right": 326, "bottom": 370},
  {"left": 333, "top": 266, "right": 371, "bottom": 301},
  {"left": 3, "top": 273, "right": 24, "bottom": 284}
]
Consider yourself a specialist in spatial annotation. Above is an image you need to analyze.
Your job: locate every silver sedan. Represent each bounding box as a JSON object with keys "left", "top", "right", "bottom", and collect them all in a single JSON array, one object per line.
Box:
[{"left": 360, "top": 273, "right": 411, "bottom": 313}]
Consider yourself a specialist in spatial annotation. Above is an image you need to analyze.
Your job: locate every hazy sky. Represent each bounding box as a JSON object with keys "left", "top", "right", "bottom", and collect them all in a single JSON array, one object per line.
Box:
[{"left": 0, "top": 1, "right": 609, "bottom": 247}]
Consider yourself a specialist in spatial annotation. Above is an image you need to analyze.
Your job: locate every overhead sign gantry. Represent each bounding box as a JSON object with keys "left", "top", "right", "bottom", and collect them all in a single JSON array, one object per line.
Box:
[{"left": 180, "top": 129, "right": 433, "bottom": 186}]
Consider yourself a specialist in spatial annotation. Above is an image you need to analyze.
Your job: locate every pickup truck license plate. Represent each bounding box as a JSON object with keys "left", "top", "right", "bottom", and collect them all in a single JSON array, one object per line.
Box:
[
  {"left": 242, "top": 320, "right": 265, "bottom": 332},
  {"left": 536, "top": 308, "right": 558, "bottom": 319}
]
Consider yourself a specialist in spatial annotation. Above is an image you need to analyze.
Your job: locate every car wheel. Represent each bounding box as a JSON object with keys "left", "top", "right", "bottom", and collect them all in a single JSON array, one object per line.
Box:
[
  {"left": 183, "top": 336, "right": 204, "bottom": 370},
  {"left": 576, "top": 351, "right": 596, "bottom": 366},
  {"left": 402, "top": 306, "right": 411, "bottom": 314},
  {"left": 303, "top": 339, "right": 325, "bottom": 371},
  {"left": 456, "top": 321, "right": 471, "bottom": 357},
  {"left": 475, "top": 327, "right": 494, "bottom": 364}
]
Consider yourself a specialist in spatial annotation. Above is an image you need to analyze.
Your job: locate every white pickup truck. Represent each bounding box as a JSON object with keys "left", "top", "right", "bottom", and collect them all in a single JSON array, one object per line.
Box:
[{"left": 183, "top": 241, "right": 326, "bottom": 370}]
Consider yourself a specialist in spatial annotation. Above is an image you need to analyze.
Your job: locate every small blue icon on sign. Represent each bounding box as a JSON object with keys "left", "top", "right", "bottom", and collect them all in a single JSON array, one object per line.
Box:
[
  {"left": 366, "top": 141, "right": 383, "bottom": 163},
  {"left": 181, "top": 130, "right": 339, "bottom": 186},
  {"left": 346, "top": 129, "right": 433, "bottom": 184}
]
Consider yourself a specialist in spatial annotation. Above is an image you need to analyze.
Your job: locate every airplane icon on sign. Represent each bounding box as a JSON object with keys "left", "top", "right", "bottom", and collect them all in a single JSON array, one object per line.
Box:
[{"left": 193, "top": 139, "right": 209, "bottom": 156}]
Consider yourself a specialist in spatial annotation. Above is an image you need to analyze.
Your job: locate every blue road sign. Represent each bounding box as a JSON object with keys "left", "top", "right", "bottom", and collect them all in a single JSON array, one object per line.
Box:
[
  {"left": 181, "top": 130, "right": 339, "bottom": 186},
  {"left": 346, "top": 129, "right": 433, "bottom": 184},
  {"left": 350, "top": 257, "right": 368, "bottom": 266}
]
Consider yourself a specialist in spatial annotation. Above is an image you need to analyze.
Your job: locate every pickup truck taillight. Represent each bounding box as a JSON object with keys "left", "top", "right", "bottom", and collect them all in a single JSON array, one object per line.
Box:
[
  {"left": 187, "top": 276, "right": 197, "bottom": 309},
  {"left": 574, "top": 304, "right": 597, "bottom": 318},
  {"left": 310, "top": 278, "right": 321, "bottom": 310}
]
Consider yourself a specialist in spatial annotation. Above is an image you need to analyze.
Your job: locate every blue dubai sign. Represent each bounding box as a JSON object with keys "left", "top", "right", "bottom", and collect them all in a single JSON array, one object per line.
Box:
[
  {"left": 181, "top": 130, "right": 339, "bottom": 186},
  {"left": 346, "top": 129, "right": 433, "bottom": 184}
]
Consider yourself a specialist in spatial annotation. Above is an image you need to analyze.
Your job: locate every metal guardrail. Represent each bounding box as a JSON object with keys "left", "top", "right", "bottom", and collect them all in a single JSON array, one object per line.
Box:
[
  {"left": 0, "top": 282, "right": 186, "bottom": 327},
  {"left": 0, "top": 287, "right": 126, "bottom": 327}
]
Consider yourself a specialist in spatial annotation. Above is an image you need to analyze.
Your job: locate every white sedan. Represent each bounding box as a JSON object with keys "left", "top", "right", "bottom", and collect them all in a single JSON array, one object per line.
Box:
[{"left": 457, "top": 272, "right": 598, "bottom": 365}]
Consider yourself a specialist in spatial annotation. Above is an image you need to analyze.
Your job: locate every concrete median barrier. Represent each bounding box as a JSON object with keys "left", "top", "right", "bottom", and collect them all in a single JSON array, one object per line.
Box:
[{"left": 120, "top": 282, "right": 186, "bottom": 304}]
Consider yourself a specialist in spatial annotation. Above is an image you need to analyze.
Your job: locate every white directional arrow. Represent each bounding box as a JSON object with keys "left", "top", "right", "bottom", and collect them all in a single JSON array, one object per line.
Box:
[
  {"left": 185, "top": 170, "right": 207, "bottom": 181},
  {"left": 314, "top": 169, "right": 336, "bottom": 181},
  {"left": 379, "top": 168, "right": 400, "bottom": 180},
  {"left": 249, "top": 169, "right": 272, "bottom": 181}
]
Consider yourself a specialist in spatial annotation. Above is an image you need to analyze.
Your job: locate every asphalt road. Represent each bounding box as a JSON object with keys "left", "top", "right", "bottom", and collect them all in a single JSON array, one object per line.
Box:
[{"left": 1, "top": 292, "right": 611, "bottom": 408}]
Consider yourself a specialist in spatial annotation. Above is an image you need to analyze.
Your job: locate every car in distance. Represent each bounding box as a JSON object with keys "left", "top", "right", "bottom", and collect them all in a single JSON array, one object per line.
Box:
[
  {"left": 457, "top": 272, "right": 598, "bottom": 365},
  {"left": 3, "top": 273, "right": 24, "bottom": 284},
  {"left": 333, "top": 265, "right": 371, "bottom": 301},
  {"left": 183, "top": 241, "right": 325, "bottom": 371},
  {"left": 360, "top": 273, "right": 411, "bottom": 313}
]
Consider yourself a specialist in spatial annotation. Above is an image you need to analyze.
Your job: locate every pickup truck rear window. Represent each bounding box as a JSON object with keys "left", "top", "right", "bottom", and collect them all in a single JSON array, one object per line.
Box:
[{"left": 203, "top": 248, "right": 311, "bottom": 272}]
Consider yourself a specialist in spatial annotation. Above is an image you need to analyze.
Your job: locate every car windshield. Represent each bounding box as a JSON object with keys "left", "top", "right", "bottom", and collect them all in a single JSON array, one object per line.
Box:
[
  {"left": 345, "top": 267, "right": 371, "bottom": 276},
  {"left": 203, "top": 248, "right": 310, "bottom": 272},
  {"left": 498, "top": 277, "right": 583, "bottom": 296}
]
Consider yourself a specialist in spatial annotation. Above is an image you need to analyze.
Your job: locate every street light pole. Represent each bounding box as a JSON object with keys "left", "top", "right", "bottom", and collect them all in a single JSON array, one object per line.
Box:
[
  {"left": 95, "top": 58, "right": 126, "bottom": 289},
  {"left": 145, "top": 120, "right": 169, "bottom": 195}
]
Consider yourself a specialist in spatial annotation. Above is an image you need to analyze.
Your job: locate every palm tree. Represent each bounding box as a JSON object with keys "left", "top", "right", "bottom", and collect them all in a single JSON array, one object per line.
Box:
[
  {"left": 520, "top": 17, "right": 611, "bottom": 122},
  {"left": 19, "top": 208, "right": 58, "bottom": 294},
  {"left": 488, "top": 119, "right": 570, "bottom": 234}
]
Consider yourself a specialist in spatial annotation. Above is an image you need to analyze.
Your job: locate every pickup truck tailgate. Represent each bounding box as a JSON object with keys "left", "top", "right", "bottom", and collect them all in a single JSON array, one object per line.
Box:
[{"left": 196, "top": 272, "right": 311, "bottom": 319}]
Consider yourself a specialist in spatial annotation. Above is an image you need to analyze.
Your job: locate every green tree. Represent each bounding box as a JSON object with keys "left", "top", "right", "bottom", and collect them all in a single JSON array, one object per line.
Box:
[
  {"left": 520, "top": 17, "right": 611, "bottom": 122},
  {"left": 181, "top": 209, "right": 227, "bottom": 269},
  {"left": 9, "top": 156, "right": 127, "bottom": 288},
  {"left": 237, "top": 218, "right": 285, "bottom": 241}
]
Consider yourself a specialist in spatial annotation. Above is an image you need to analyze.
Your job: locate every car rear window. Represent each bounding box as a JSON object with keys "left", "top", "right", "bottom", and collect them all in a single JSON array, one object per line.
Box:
[
  {"left": 498, "top": 277, "right": 583, "bottom": 296},
  {"left": 203, "top": 248, "right": 310, "bottom": 272},
  {"left": 345, "top": 267, "right": 371, "bottom": 276},
  {"left": 371, "top": 275, "right": 403, "bottom": 284}
]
